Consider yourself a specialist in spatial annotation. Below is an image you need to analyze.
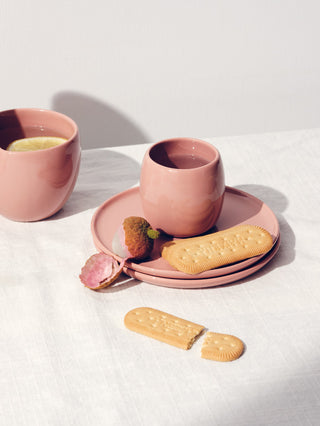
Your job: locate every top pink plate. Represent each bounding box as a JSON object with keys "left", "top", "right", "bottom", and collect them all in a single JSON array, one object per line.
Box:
[
  {"left": 122, "top": 235, "right": 280, "bottom": 289},
  {"left": 91, "top": 186, "right": 280, "bottom": 279}
]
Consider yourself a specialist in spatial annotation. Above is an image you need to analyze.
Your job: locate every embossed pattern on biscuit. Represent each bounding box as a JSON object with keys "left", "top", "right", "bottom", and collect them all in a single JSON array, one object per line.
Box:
[
  {"left": 124, "top": 307, "right": 205, "bottom": 350},
  {"left": 201, "top": 331, "right": 244, "bottom": 361},
  {"left": 161, "top": 225, "right": 274, "bottom": 274}
]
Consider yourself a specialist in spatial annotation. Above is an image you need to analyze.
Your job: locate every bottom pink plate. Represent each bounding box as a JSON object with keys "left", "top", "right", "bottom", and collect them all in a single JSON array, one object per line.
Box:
[
  {"left": 123, "top": 236, "right": 280, "bottom": 288},
  {"left": 91, "top": 186, "right": 280, "bottom": 281}
]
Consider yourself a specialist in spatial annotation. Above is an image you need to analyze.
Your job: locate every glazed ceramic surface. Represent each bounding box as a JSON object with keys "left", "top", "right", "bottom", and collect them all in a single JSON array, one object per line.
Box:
[
  {"left": 0, "top": 108, "right": 80, "bottom": 221},
  {"left": 91, "top": 185, "right": 280, "bottom": 284},
  {"left": 139, "top": 138, "right": 225, "bottom": 237},
  {"left": 123, "top": 236, "right": 280, "bottom": 288}
]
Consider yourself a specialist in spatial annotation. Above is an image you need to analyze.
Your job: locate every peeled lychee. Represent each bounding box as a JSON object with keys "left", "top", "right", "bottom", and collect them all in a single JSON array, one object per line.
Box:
[
  {"left": 112, "top": 216, "right": 159, "bottom": 260},
  {"left": 79, "top": 217, "right": 159, "bottom": 290}
]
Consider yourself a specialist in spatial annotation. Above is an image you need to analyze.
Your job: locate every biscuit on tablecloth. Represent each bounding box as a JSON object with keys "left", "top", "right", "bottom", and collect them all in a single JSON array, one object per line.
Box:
[
  {"left": 201, "top": 331, "right": 244, "bottom": 361},
  {"left": 124, "top": 307, "right": 205, "bottom": 350}
]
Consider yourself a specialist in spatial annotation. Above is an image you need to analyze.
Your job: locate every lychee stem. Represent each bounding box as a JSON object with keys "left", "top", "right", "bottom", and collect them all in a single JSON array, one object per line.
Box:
[{"left": 147, "top": 228, "right": 160, "bottom": 240}]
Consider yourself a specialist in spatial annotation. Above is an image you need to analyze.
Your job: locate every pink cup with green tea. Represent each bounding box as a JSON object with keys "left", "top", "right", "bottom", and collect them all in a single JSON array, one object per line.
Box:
[
  {"left": 0, "top": 108, "right": 81, "bottom": 221},
  {"left": 140, "top": 137, "right": 225, "bottom": 237}
]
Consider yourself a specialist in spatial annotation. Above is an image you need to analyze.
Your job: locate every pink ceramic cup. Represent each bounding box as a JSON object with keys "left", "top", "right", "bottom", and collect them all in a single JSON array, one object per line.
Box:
[
  {"left": 140, "top": 137, "right": 225, "bottom": 237},
  {"left": 0, "top": 108, "right": 81, "bottom": 221}
]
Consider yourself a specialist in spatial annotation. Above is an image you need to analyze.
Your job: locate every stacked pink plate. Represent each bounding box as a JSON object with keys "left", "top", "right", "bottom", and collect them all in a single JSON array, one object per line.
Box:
[{"left": 91, "top": 186, "right": 280, "bottom": 288}]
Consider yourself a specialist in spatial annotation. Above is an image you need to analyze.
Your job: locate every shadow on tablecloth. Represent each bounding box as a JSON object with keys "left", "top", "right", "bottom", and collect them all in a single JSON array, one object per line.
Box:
[
  {"left": 233, "top": 183, "right": 295, "bottom": 277},
  {"left": 49, "top": 150, "right": 141, "bottom": 219}
]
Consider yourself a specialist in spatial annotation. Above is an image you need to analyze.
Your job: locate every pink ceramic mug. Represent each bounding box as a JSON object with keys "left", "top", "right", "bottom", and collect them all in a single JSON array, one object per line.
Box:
[
  {"left": 0, "top": 108, "right": 81, "bottom": 221},
  {"left": 140, "top": 137, "right": 225, "bottom": 237}
]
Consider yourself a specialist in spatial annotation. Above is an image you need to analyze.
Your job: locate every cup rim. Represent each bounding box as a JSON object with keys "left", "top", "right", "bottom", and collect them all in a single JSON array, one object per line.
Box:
[
  {"left": 0, "top": 107, "right": 79, "bottom": 153},
  {"left": 146, "top": 137, "right": 221, "bottom": 171}
]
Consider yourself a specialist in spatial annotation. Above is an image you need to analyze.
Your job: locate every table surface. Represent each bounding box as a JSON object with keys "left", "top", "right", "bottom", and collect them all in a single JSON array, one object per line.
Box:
[{"left": 1, "top": 129, "right": 320, "bottom": 426}]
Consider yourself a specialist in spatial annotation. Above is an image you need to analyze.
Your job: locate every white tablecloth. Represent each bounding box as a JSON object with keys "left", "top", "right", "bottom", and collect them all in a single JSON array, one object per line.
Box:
[{"left": 1, "top": 130, "right": 320, "bottom": 426}]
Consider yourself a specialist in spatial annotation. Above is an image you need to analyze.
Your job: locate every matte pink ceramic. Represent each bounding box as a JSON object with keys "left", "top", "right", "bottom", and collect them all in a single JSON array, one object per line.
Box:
[
  {"left": 91, "top": 185, "right": 280, "bottom": 283},
  {"left": 139, "top": 138, "right": 225, "bottom": 237},
  {"left": 123, "top": 237, "right": 280, "bottom": 289},
  {"left": 0, "top": 108, "right": 81, "bottom": 221}
]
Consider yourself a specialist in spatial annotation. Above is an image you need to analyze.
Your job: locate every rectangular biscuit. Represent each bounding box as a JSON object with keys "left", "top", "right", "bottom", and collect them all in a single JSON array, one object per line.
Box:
[
  {"left": 161, "top": 225, "right": 273, "bottom": 274},
  {"left": 124, "top": 307, "right": 205, "bottom": 350}
]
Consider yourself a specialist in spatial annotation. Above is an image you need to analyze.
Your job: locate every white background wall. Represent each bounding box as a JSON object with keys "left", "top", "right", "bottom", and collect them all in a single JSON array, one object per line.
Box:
[{"left": 1, "top": 0, "right": 319, "bottom": 148}]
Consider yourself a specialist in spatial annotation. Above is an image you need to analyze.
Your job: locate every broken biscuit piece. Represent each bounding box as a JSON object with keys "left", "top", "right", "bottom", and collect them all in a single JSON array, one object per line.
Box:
[
  {"left": 201, "top": 331, "right": 244, "bottom": 361},
  {"left": 124, "top": 307, "right": 205, "bottom": 350}
]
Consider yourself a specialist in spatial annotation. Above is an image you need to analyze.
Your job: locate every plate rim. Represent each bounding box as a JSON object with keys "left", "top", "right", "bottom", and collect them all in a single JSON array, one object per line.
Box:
[
  {"left": 123, "top": 236, "right": 281, "bottom": 289},
  {"left": 91, "top": 185, "right": 280, "bottom": 279}
]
